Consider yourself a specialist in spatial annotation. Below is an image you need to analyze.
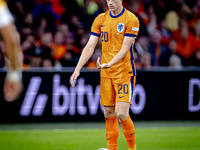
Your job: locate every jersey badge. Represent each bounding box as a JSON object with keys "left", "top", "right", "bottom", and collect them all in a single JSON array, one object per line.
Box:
[{"left": 117, "top": 23, "right": 125, "bottom": 32}]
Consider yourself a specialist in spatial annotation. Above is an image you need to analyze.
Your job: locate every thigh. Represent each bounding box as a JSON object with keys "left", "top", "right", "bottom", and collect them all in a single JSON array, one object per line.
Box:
[
  {"left": 113, "top": 76, "right": 136, "bottom": 104},
  {"left": 100, "top": 77, "right": 116, "bottom": 106}
]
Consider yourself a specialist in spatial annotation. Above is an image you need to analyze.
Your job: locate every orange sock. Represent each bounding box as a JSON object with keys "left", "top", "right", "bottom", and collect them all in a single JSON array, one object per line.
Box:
[
  {"left": 119, "top": 115, "right": 136, "bottom": 150},
  {"left": 106, "top": 116, "right": 119, "bottom": 150}
]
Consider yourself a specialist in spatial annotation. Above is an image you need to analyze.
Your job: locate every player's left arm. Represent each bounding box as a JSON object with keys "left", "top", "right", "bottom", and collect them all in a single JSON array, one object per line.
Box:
[{"left": 97, "top": 36, "right": 135, "bottom": 69}]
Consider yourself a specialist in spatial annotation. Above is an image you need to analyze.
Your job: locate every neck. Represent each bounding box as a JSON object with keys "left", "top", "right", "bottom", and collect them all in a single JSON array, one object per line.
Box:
[{"left": 111, "top": 5, "right": 123, "bottom": 16}]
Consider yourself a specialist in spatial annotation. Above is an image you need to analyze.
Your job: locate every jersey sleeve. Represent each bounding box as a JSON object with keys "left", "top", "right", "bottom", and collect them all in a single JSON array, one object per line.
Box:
[
  {"left": 125, "top": 15, "right": 140, "bottom": 38},
  {"left": 91, "top": 14, "right": 102, "bottom": 37}
]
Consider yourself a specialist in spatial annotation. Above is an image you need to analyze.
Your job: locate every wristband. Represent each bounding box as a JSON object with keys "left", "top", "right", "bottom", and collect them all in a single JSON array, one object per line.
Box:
[{"left": 6, "top": 69, "right": 22, "bottom": 82}]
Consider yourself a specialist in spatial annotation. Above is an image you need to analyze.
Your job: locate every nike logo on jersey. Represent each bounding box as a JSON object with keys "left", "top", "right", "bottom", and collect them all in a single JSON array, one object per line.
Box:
[
  {"left": 119, "top": 96, "right": 125, "bottom": 98},
  {"left": 101, "top": 25, "right": 106, "bottom": 27}
]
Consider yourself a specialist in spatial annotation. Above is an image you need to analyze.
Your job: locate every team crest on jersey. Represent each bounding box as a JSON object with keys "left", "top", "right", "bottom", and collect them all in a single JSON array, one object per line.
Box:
[{"left": 117, "top": 23, "right": 125, "bottom": 32}]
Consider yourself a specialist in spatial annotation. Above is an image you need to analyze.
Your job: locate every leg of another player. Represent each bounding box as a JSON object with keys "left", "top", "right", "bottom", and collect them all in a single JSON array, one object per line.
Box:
[
  {"left": 1, "top": 24, "right": 23, "bottom": 102},
  {"left": 116, "top": 102, "right": 136, "bottom": 150},
  {"left": 104, "top": 106, "right": 119, "bottom": 150}
]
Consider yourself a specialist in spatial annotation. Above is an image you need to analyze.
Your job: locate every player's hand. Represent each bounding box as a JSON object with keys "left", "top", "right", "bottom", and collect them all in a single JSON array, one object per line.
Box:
[
  {"left": 4, "top": 79, "right": 23, "bottom": 102},
  {"left": 96, "top": 57, "right": 102, "bottom": 69},
  {"left": 97, "top": 57, "right": 111, "bottom": 69},
  {"left": 70, "top": 71, "right": 80, "bottom": 87},
  {"left": 101, "top": 63, "right": 110, "bottom": 69}
]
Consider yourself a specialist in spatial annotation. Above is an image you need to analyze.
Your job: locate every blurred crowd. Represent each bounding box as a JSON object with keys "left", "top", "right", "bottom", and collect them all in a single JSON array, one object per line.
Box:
[{"left": 0, "top": 0, "right": 200, "bottom": 70}]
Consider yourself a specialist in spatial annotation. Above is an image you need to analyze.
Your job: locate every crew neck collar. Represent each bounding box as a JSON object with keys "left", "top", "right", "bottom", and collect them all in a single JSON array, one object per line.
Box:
[{"left": 110, "top": 7, "right": 125, "bottom": 18}]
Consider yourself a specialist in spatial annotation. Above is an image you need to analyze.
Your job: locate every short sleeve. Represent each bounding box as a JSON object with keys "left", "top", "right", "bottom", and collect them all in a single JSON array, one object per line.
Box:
[
  {"left": 125, "top": 15, "right": 140, "bottom": 38},
  {"left": 91, "top": 14, "right": 102, "bottom": 37}
]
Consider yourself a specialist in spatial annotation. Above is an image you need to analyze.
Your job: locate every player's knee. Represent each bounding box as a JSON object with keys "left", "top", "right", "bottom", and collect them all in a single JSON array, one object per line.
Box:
[
  {"left": 116, "top": 112, "right": 128, "bottom": 121},
  {"left": 104, "top": 109, "right": 115, "bottom": 118}
]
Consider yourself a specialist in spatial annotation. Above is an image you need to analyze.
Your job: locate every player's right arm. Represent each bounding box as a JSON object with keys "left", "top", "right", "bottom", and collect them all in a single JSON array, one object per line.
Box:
[
  {"left": 70, "top": 14, "right": 102, "bottom": 87},
  {"left": 70, "top": 35, "right": 99, "bottom": 87}
]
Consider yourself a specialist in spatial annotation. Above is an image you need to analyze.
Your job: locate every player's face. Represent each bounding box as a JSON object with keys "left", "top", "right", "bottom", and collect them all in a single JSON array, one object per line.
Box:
[{"left": 106, "top": 0, "right": 122, "bottom": 12}]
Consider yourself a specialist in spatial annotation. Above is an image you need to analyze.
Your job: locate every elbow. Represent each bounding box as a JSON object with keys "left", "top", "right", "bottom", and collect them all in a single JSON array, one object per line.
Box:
[
  {"left": 83, "top": 45, "right": 94, "bottom": 56},
  {"left": 83, "top": 44, "right": 94, "bottom": 53},
  {"left": 121, "top": 50, "right": 128, "bottom": 58},
  {"left": 89, "top": 47, "right": 95, "bottom": 53}
]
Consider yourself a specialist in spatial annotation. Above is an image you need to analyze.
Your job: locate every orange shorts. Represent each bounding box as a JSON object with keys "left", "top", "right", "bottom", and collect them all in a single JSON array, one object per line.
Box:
[{"left": 100, "top": 76, "right": 136, "bottom": 106}]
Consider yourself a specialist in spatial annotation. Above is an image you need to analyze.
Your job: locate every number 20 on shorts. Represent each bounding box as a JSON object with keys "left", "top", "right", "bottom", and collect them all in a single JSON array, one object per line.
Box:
[{"left": 118, "top": 84, "right": 129, "bottom": 94}]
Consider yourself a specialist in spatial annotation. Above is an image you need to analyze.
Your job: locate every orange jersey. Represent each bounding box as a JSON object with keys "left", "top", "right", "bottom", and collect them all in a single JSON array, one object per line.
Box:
[
  {"left": 0, "top": 0, "right": 6, "bottom": 9},
  {"left": 91, "top": 7, "right": 139, "bottom": 78}
]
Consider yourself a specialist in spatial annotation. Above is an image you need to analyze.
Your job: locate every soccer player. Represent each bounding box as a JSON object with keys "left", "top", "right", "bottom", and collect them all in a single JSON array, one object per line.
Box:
[
  {"left": 0, "top": 0, "right": 23, "bottom": 102},
  {"left": 70, "top": 0, "right": 139, "bottom": 149}
]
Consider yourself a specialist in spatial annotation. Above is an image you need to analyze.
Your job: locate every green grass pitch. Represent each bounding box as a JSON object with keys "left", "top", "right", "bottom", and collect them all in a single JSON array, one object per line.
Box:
[{"left": 0, "top": 122, "right": 200, "bottom": 150}]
